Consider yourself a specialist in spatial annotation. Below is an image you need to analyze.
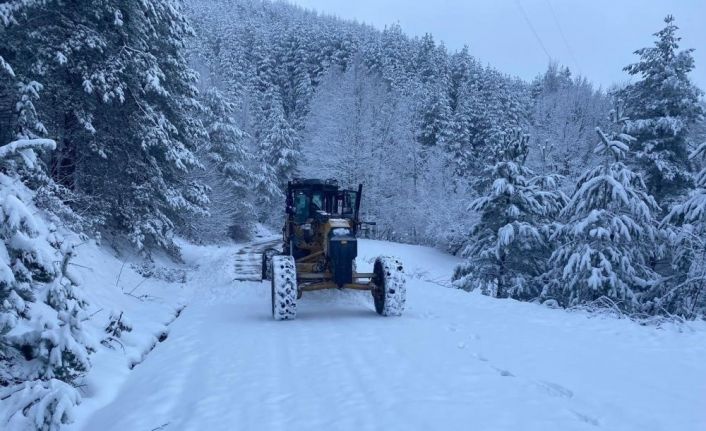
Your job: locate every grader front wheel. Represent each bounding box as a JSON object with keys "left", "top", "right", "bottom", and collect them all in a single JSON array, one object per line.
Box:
[
  {"left": 371, "top": 256, "right": 406, "bottom": 316},
  {"left": 271, "top": 255, "right": 297, "bottom": 320}
]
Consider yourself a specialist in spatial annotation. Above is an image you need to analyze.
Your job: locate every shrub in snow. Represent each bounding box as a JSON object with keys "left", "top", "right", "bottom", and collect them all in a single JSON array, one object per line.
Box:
[
  {"left": 1, "top": 139, "right": 92, "bottom": 430},
  {"left": 541, "top": 127, "right": 661, "bottom": 312},
  {"left": 101, "top": 311, "right": 133, "bottom": 350},
  {"left": 652, "top": 142, "right": 706, "bottom": 318},
  {"left": 453, "top": 130, "right": 566, "bottom": 299},
  {"left": 131, "top": 262, "right": 187, "bottom": 284}
]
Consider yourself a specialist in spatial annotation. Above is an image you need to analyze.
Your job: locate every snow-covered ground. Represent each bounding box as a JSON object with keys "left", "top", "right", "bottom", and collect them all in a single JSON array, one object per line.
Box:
[{"left": 65, "top": 238, "right": 706, "bottom": 431}]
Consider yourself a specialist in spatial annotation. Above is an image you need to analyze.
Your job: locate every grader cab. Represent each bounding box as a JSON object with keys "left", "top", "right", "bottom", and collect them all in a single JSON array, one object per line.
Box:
[{"left": 262, "top": 178, "right": 406, "bottom": 320}]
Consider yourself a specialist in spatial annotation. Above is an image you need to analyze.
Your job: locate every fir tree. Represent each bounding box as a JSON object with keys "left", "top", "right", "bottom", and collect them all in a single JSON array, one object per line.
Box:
[
  {"left": 1, "top": 138, "right": 92, "bottom": 430},
  {"left": 184, "top": 88, "right": 256, "bottom": 241},
  {"left": 654, "top": 142, "right": 706, "bottom": 317},
  {"left": 453, "top": 130, "right": 565, "bottom": 299},
  {"left": 414, "top": 34, "right": 451, "bottom": 149},
  {"left": 254, "top": 86, "right": 299, "bottom": 214},
  {"left": 542, "top": 124, "right": 661, "bottom": 312},
  {"left": 2, "top": 0, "right": 213, "bottom": 255},
  {"left": 620, "top": 15, "right": 704, "bottom": 207},
  {"left": 262, "top": 98, "right": 300, "bottom": 186}
]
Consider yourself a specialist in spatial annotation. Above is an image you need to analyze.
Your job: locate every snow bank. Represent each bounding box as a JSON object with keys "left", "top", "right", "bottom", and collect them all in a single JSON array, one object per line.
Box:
[{"left": 62, "top": 239, "right": 200, "bottom": 428}]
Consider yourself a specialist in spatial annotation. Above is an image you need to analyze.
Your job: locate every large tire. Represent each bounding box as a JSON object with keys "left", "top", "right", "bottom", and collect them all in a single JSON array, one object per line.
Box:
[
  {"left": 271, "top": 255, "right": 297, "bottom": 320},
  {"left": 261, "top": 248, "right": 279, "bottom": 281},
  {"left": 371, "top": 256, "right": 406, "bottom": 316}
]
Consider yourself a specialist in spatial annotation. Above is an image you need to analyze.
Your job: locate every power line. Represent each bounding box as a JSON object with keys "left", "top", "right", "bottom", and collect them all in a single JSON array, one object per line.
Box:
[
  {"left": 545, "top": 0, "right": 582, "bottom": 75},
  {"left": 514, "top": 0, "right": 552, "bottom": 62}
]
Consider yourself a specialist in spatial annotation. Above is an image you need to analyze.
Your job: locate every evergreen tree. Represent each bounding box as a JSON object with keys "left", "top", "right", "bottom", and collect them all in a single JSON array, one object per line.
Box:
[
  {"left": 542, "top": 124, "right": 661, "bottom": 312},
  {"left": 377, "top": 24, "right": 414, "bottom": 90},
  {"left": 281, "top": 31, "right": 314, "bottom": 128},
  {"left": 262, "top": 98, "right": 300, "bottom": 185},
  {"left": 414, "top": 34, "right": 451, "bottom": 149},
  {"left": 2, "top": 1, "right": 212, "bottom": 255},
  {"left": 453, "top": 130, "right": 565, "bottom": 299},
  {"left": 655, "top": 142, "right": 706, "bottom": 317},
  {"left": 255, "top": 86, "right": 299, "bottom": 214},
  {"left": 620, "top": 15, "right": 704, "bottom": 207},
  {"left": 184, "top": 88, "right": 256, "bottom": 241},
  {"left": 1, "top": 138, "right": 92, "bottom": 430},
  {"left": 529, "top": 64, "right": 610, "bottom": 178},
  {"left": 201, "top": 89, "right": 252, "bottom": 205},
  {"left": 455, "top": 69, "right": 530, "bottom": 184}
]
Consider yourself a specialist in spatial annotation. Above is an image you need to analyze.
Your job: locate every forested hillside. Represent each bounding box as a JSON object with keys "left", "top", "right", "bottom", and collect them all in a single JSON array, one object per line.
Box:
[
  {"left": 187, "top": 0, "right": 613, "bottom": 249},
  {"left": 186, "top": 1, "right": 705, "bottom": 316}
]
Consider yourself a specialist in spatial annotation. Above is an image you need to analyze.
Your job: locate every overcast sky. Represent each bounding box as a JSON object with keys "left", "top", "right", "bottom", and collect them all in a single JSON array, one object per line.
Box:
[{"left": 288, "top": 0, "right": 705, "bottom": 90}]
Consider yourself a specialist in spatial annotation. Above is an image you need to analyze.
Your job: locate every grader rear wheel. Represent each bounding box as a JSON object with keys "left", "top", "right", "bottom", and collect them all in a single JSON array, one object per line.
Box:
[{"left": 371, "top": 256, "right": 406, "bottom": 316}]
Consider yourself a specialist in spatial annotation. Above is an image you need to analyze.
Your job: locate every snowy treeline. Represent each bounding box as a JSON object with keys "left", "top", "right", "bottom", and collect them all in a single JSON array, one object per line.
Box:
[
  {"left": 183, "top": 0, "right": 620, "bottom": 248},
  {"left": 187, "top": 3, "right": 704, "bottom": 317},
  {"left": 454, "top": 16, "right": 705, "bottom": 318},
  {"left": 186, "top": 0, "right": 537, "bottom": 245},
  {"left": 1, "top": 0, "right": 263, "bottom": 255},
  {"left": 184, "top": 0, "right": 609, "bottom": 253}
]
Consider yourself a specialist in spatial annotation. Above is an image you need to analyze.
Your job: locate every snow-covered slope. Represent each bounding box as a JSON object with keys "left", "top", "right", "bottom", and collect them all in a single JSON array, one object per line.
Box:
[{"left": 67, "top": 239, "right": 706, "bottom": 431}]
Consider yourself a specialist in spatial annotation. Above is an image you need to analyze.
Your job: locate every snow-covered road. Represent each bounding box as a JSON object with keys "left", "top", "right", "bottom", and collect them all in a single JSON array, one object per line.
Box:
[{"left": 76, "top": 239, "right": 706, "bottom": 431}]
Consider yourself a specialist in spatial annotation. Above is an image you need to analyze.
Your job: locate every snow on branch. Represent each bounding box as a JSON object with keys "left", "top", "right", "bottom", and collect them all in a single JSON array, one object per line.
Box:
[
  {"left": 0, "top": 138, "right": 56, "bottom": 158},
  {"left": 0, "top": 55, "right": 15, "bottom": 77},
  {"left": 594, "top": 127, "right": 629, "bottom": 160},
  {"left": 0, "top": 138, "right": 56, "bottom": 169}
]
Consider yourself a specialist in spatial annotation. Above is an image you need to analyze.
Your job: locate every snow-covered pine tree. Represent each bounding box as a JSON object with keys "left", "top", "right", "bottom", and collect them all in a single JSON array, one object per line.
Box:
[
  {"left": 619, "top": 15, "right": 704, "bottom": 208},
  {"left": 281, "top": 31, "right": 314, "bottom": 129},
  {"left": 3, "top": 1, "right": 210, "bottom": 256},
  {"left": 542, "top": 123, "right": 661, "bottom": 312},
  {"left": 528, "top": 64, "right": 610, "bottom": 179},
  {"left": 452, "top": 68, "right": 530, "bottom": 187},
  {"left": 254, "top": 86, "right": 299, "bottom": 217},
  {"left": 262, "top": 97, "right": 300, "bottom": 186},
  {"left": 653, "top": 141, "right": 706, "bottom": 318},
  {"left": 185, "top": 88, "right": 256, "bottom": 241},
  {"left": 1, "top": 138, "right": 93, "bottom": 431},
  {"left": 414, "top": 34, "right": 451, "bottom": 149},
  {"left": 452, "top": 130, "right": 565, "bottom": 300},
  {"left": 444, "top": 47, "right": 481, "bottom": 178},
  {"left": 376, "top": 23, "right": 414, "bottom": 90}
]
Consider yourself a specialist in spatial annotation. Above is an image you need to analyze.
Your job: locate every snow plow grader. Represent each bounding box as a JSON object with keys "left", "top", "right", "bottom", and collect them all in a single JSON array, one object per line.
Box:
[{"left": 262, "top": 178, "right": 406, "bottom": 320}]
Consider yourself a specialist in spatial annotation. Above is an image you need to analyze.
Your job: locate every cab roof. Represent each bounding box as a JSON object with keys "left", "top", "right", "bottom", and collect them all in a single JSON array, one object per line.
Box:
[{"left": 290, "top": 178, "right": 339, "bottom": 192}]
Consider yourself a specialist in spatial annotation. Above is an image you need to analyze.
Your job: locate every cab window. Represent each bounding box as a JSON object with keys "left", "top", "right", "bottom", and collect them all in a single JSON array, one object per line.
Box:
[
  {"left": 311, "top": 192, "right": 323, "bottom": 213},
  {"left": 342, "top": 191, "right": 357, "bottom": 216},
  {"left": 293, "top": 192, "right": 310, "bottom": 223}
]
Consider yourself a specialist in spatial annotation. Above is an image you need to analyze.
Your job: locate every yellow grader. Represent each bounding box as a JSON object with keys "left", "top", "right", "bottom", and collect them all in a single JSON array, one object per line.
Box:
[{"left": 262, "top": 178, "right": 406, "bottom": 320}]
